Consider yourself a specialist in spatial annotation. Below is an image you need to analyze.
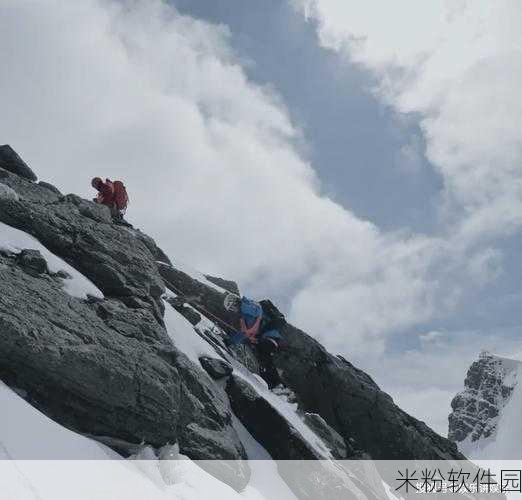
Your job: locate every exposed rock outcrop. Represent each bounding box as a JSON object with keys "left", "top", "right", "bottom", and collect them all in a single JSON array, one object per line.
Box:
[
  {"left": 226, "top": 374, "right": 325, "bottom": 460},
  {"left": 449, "top": 351, "right": 519, "bottom": 446},
  {"left": 0, "top": 171, "right": 165, "bottom": 319},
  {"left": 0, "top": 164, "right": 249, "bottom": 489},
  {"left": 0, "top": 145, "right": 37, "bottom": 181},
  {"left": 16, "top": 249, "right": 49, "bottom": 275},
  {"left": 275, "top": 326, "right": 465, "bottom": 460},
  {"left": 1, "top": 148, "right": 470, "bottom": 497},
  {"left": 205, "top": 275, "right": 240, "bottom": 295},
  {"left": 38, "top": 180, "right": 62, "bottom": 195},
  {"left": 200, "top": 357, "right": 233, "bottom": 379},
  {"left": 302, "top": 412, "right": 350, "bottom": 460},
  {"left": 162, "top": 260, "right": 465, "bottom": 461},
  {"left": 0, "top": 248, "right": 246, "bottom": 463}
]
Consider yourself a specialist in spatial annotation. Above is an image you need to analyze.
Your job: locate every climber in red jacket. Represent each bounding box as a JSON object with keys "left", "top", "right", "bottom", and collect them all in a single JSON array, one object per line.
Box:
[
  {"left": 91, "top": 177, "right": 129, "bottom": 220},
  {"left": 91, "top": 177, "right": 114, "bottom": 206}
]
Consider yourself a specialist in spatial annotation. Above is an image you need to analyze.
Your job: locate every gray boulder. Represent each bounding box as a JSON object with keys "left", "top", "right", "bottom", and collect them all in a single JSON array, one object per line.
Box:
[
  {"left": 204, "top": 275, "right": 240, "bottom": 295},
  {"left": 166, "top": 295, "right": 202, "bottom": 325},
  {"left": 0, "top": 145, "right": 37, "bottom": 181},
  {"left": 16, "top": 249, "right": 49, "bottom": 275},
  {"left": 0, "top": 182, "right": 19, "bottom": 200},
  {"left": 200, "top": 357, "right": 233, "bottom": 379},
  {"left": 38, "top": 181, "right": 62, "bottom": 195}
]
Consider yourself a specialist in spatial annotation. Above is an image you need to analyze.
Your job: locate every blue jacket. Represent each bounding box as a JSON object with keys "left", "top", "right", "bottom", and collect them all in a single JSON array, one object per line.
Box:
[{"left": 229, "top": 297, "right": 282, "bottom": 346}]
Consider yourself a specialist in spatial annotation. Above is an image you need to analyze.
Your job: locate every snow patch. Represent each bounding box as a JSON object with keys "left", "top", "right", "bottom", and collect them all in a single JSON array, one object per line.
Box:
[
  {"left": 231, "top": 416, "right": 298, "bottom": 499},
  {"left": 1, "top": 381, "right": 297, "bottom": 499},
  {"left": 162, "top": 297, "right": 219, "bottom": 365},
  {"left": 0, "top": 222, "right": 103, "bottom": 299},
  {"left": 0, "top": 382, "right": 116, "bottom": 460}
]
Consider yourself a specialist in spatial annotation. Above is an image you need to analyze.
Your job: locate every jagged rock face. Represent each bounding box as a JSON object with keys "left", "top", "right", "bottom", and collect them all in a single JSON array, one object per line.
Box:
[
  {"left": 302, "top": 412, "right": 349, "bottom": 460},
  {"left": 1, "top": 149, "right": 468, "bottom": 497},
  {"left": 38, "top": 181, "right": 62, "bottom": 195},
  {"left": 204, "top": 275, "right": 240, "bottom": 295},
  {"left": 200, "top": 357, "right": 233, "bottom": 379},
  {"left": 166, "top": 295, "right": 202, "bottom": 325},
  {"left": 0, "top": 145, "right": 37, "bottom": 181},
  {"left": 227, "top": 375, "right": 323, "bottom": 460},
  {"left": 449, "top": 352, "right": 519, "bottom": 445},
  {"left": 0, "top": 246, "right": 246, "bottom": 462},
  {"left": 275, "top": 326, "right": 465, "bottom": 460},
  {"left": 0, "top": 166, "right": 249, "bottom": 487},
  {"left": 226, "top": 375, "right": 380, "bottom": 500},
  {"left": 16, "top": 249, "right": 49, "bottom": 275},
  {"left": 0, "top": 172, "right": 165, "bottom": 319},
  {"left": 161, "top": 260, "right": 465, "bottom": 461}
]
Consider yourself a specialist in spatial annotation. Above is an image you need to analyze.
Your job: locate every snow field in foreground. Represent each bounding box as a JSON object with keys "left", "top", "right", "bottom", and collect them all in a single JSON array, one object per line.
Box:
[{"left": 0, "top": 382, "right": 298, "bottom": 500}]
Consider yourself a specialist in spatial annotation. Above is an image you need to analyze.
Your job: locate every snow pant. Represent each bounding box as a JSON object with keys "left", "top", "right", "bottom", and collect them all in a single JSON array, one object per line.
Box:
[{"left": 256, "top": 337, "right": 281, "bottom": 389}]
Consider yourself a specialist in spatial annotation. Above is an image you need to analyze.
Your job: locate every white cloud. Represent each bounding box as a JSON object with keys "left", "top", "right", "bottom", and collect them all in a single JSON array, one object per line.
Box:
[
  {"left": 419, "top": 330, "right": 447, "bottom": 345},
  {"left": 0, "top": 0, "right": 512, "bottom": 366},
  {"left": 296, "top": 0, "right": 522, "bottom": 243}
]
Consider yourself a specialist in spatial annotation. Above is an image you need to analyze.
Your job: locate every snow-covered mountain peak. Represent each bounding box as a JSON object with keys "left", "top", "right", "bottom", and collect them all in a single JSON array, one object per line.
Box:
[{"left": 448, "top": 350, "right": 521, "bottom": 455}]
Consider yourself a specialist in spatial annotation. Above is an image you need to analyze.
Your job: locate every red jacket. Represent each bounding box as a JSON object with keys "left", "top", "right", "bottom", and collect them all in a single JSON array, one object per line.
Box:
[{"left": 96, "top": 179, "right": 115, "bottom": 207}]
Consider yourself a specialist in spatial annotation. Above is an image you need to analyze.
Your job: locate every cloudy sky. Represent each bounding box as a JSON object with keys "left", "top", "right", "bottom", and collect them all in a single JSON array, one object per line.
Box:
[{"left": 1, "top": 0, "right": 521, "bottom": 435}]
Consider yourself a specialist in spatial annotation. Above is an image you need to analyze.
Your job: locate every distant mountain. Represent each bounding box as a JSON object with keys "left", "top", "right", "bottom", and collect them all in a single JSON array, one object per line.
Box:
[{"left": 449, "top": 351, "right": 520, "bottom": 456}]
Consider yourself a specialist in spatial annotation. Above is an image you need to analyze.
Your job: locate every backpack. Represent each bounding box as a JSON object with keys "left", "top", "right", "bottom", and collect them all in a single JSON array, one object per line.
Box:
[
  {"left": 259, "top": 299, "right": 286, "bottom": 329},
  {"left": 112, "top": 181, "right": 129, "bottom": 212}
]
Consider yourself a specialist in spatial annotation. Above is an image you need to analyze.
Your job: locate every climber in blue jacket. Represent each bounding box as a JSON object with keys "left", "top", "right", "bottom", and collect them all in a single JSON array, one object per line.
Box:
[{"left": 224, "top": 294, "right": 285, "bottom": 389}]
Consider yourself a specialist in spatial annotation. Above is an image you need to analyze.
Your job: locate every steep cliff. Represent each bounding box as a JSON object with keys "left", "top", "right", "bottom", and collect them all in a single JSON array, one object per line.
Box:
[
  {"left": 449, "top": 351, "right": 520, "bottom": 455},
  {"left": 0, "top": 146, "right": 466, "bottom": 498}
]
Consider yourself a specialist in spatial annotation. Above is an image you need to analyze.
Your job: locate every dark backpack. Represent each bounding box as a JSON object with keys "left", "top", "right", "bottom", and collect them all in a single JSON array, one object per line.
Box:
[{"left": 259, "top": 299, "right": 286, "bottom": 330}]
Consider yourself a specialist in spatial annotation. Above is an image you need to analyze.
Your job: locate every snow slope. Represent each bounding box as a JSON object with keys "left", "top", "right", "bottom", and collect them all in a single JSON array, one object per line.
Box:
[
  {"left": 0, "top": 382, "right": 116, "bottom": 460},
  {"left": 0, "top": 382, "right": 298, "bottom": 500},
  {"left": 163, "top": 296, "right": 218, "bottom": 365}
]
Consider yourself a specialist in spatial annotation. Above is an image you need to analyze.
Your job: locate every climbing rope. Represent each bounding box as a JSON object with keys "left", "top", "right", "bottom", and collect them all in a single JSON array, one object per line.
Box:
[{"left": 163, "top": 279, "right": 238, "bottom": 333}]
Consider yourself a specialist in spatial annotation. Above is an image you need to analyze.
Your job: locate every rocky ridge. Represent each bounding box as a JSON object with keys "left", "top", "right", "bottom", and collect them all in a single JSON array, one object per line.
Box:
[
  {"left": 449, "top": 351, "right": 520, "bottom": 451},
  {"left": 0, "top": 146, "right": 467, "bottom": 498}
]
